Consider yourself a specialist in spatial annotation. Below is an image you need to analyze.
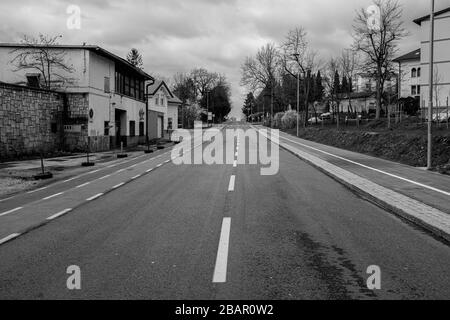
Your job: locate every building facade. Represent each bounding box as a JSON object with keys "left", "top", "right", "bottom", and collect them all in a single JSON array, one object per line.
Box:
[
  {"left": 147, "top": 80, "right": 182, "bottom": 139},
  {"left": 414, "top": 7, "right": 450, "bottom": 116},
  {"left": 0, "top": 44, "right": 154, "bottom": 152},
  {"left": 393, "top": 48, "right": 422, "bottom": 100}
]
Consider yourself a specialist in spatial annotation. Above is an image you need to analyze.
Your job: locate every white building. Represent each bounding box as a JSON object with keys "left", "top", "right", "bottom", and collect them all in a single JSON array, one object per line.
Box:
[
  {"left": 147, "top": 80, "right": 182, "bottom": 139},
  {"left": 414, "top": 7, "right": 450, "bottom": 115},
  {"left": 393, "top": 48, "right": 422, "bottom": 99},
  {"left": 0, "top": 44, "right": 154, "bottom": 151}
]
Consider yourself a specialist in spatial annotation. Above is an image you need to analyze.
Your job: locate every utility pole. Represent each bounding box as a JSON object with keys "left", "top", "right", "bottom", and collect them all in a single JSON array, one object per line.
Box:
[
  {"left": 427, "top": 0, "right": 435, "bottom": 170},
  {"left": 297, "top": 70, "right": 300, "bottom": 136}
]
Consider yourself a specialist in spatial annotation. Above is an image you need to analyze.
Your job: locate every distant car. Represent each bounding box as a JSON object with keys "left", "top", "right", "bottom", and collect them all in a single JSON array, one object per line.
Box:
[{"left": 308, "top": 117, "right": 323, "bottom": 124}]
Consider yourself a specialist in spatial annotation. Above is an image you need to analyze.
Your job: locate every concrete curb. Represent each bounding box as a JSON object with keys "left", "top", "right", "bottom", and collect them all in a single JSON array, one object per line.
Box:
[{"left": 253, "top": 126, "right": 450, "bottom": 244}]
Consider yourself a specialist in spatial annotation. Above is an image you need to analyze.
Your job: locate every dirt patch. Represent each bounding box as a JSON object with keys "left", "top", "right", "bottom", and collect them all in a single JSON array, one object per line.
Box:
[{"left": 283, "top": 120, "right": 450, "bottom": 174}]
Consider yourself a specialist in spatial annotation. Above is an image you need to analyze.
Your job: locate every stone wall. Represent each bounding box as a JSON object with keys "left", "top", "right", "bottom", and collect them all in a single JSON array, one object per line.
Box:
[
  {"left": 0, "top": 83, "right": 63, "bottom": 160},
  {"left": 0, "top": 83, "right": 97, "bottom": 160}
]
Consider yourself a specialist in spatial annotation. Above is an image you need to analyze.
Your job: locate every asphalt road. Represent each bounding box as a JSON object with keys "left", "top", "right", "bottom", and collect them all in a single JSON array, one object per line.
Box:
[{"left": 0, "top": 123, "right": 449, "bottom": 299}]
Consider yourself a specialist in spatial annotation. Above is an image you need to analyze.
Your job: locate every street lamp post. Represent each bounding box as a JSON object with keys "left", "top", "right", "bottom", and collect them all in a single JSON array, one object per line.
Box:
[{"left": 427, "top": 0, "right": 435, "bottom": 170}]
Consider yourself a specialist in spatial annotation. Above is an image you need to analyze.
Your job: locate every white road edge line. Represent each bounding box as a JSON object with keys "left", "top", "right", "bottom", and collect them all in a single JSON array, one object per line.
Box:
[
  {"left": 228, "top": 175, "right": 236, "bottom": 192},
  {"left": 131, "top": 174, "right": 141, "bottom": 180},
  {"left": 0, "top": 207, "right": 23, "bottom": 217},
  {"left": 273, "top": 131, "right": 450, "bottom": 197},
  {"left": 0, "top": 233, "right": 21, "bottom": 245},
  {"left": 86, "top": 193, "right": 103, "bottom": 201},
  {"left": 146, "top": 168, "right": 154, "bottom": 173},
  {"left": 27, "top": 186, "right": 49, "bottom": 194},
  {"left": 212, "top": 217, "right": 231, "bottom": 283},
  {"left": 112, "top": 183, "right": 125, "bottom": 189},
  {"left": 47, "top": 208, "right": 72, "bottom": 221},
  {"left": 43, "top": 192, "right": 64, "bottom": 200}
]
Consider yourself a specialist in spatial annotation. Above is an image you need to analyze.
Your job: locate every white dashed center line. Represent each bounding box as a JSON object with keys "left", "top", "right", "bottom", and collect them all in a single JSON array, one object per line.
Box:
[
  {"left": 233, "top": 160, "right": 237, "bottom": 168},
  {"left": 98, "top": 174, "right": 111, "bottom": 180},
  {"left": 228, "top": 175, "right": 236, "bottom": 192},
  {"left": 43, "top": 192, "right": 64, "bottom": 200},
  {"left": 86, "top": 193, "right": 103, "bottom": 201},
  {"left": 213, "top": 217, "right": 231, "bottom": 283},
  {"left": 131, "top": 174, "right": 141, "bottom": 180},
  {"left": 146, "top": 168, "right": 154, "bottom": 173},
  {"left": 0, "top": 207, "right": 23, "bottom": 217}
]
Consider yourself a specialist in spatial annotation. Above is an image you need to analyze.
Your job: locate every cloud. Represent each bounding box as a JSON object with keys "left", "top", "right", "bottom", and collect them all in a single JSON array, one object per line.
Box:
[{"left": 0, "top": 0, "right": 436, "bottom": 119}]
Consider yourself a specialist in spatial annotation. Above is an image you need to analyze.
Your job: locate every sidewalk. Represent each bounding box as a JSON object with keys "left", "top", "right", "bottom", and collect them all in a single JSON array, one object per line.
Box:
[
  {"left": 0, "top": 143, "right": 174, "bottom": 198},
  {"left": 255, "top": 125, "right": 450, "bottom": 242}
]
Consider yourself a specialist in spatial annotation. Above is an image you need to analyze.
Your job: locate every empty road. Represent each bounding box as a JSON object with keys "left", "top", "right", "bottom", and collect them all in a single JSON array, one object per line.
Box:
[{"left": 1, "top": 123, "right": 450, "bottom": 300}]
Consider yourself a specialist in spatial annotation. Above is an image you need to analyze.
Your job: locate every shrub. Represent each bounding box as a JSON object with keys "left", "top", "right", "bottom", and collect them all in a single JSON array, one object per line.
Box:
[{"left": 281, "top": 110, "right": 297, "bottom": 129}]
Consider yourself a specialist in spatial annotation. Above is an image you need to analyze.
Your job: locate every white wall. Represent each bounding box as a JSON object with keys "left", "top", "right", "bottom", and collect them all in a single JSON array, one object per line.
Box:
[{"left": 419, "top": 14, "right": 450, "bottom": 111}]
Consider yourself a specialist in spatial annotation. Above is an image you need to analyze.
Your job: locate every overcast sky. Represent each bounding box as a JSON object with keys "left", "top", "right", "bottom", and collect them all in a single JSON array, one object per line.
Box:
[{"left": 0, "top": 0, "right": 446, "bottom": 118}]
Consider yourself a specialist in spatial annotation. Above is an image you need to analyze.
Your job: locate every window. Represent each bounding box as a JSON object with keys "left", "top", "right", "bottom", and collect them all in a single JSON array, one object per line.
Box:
[
  {"left": 417, "top": 68, "right": 421, "bottom": 78},
  {"left": 124, "top": 76, "right": 130, "bottom": 96},
  {"left": 51, "top": 123, "right": 58, "bottom": 133},
  {"left": 104, "top": 77, "right": 110, "bottom": 93},
  {"left": 411, "top": 85, "right": 417, "bottom": 96},
  {"left": 139, "top": 122, "right": 144, "bottom": 137},
  {"left": 411, "top": 68, "right": 417, "bottom": 78},
  {"left": 104, "top": 121, "right": 110, "bottom": 136},
  {"left": 129, "top": 121, "right": 136, "bottom": 137},
  {"left": 155, "top": 94, "right": 159, "bottom": 106},
  {"left": 168, "top": 118, "right": 173, "bottom": 130},
  {"left": 130, "top": 78, "right": 136, "bottom": 98},
  {"left": 161, "top": 96, "right": 164, "bottom": 106}
]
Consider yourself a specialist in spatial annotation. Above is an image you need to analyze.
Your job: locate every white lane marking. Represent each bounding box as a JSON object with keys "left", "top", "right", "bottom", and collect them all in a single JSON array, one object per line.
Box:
[
  {"left": 212, "top": 217, "right": 232, "bottom": 283},
  {"left": 63, "top": 177, "right": 78, "bottom": 183},
  {"left": 0, "top": 233, "right": 21, "bottom": 245},
  {"left": 0, "top": 196, "right": 14, "bottom": 203},
  {"left": 164, "top": 160, "right": 170, "bottom": 164},
  {"left": 117, "top": 168, "right": 126, "bottom": 173},
  {"left": 86, "top": 193, "right": 103, "bottom": 201},
  {"left": 88, "top": 169, "right": 100, "bottom": 174},
  {"left": 43, "top": 192, "right": 64, "bottom": 200},
  {"left": 107, "top": 164, "right": 118, "bottom": 168},
  {"left": 228, "top": 175, "right": 236, "bottom": 192},
  {"left": 27, "top": 186, "right": 49, "bottom": 194},
  {"left": 0, "top": 207, "right": 23, "bottom": 217},
  {"left": 98, "top": 174, "right": 111, "bottom": 180},
  {"left": 235, "top": 152, "right": 238, "bottom": 157},
  {"left": 47, "top": 208, "right": 72, "bottom": 221},
  {"left": 146, "top": 168, "right": 154, "bottom": 173},
  {"left": 276, "top": 133, "right": 450, "bottom": 197},
  {"left": 233, "top": 160, "right": 237, "bottom": 168},
  {"left": 156, "top": 163, "right": 163, "bottom": 168},
  {"left": 131, "top": 174, "right": 141, "bottom": 180},
  {"left": 75, "top": 182, "right": 90, "bottom": 189},
  {"left": 112, "top": 182, "right": 125, "bottom": 189}
]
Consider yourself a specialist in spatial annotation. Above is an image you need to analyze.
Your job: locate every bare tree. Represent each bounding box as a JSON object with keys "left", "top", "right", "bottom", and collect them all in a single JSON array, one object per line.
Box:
[
  {"left": 241, "top": 43, "right": 280, "bottom": 122},
  {"left": 281, "top": 27, "right": 319, "bottom": 126},
  {"left": 353, "top": 0, "right": 408, "bottom": 119},
  {"left": 340, "top": 49, "right": 359, "bottom": 114},
  {"left": 191, "top": 68, "right": 219, "bottom": 99},
  {"left": 9, "top": 34, "right": 75, "bottom": 89},
  {"left": 323, "top": 58, "right": 342, "bottom": 127}
]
